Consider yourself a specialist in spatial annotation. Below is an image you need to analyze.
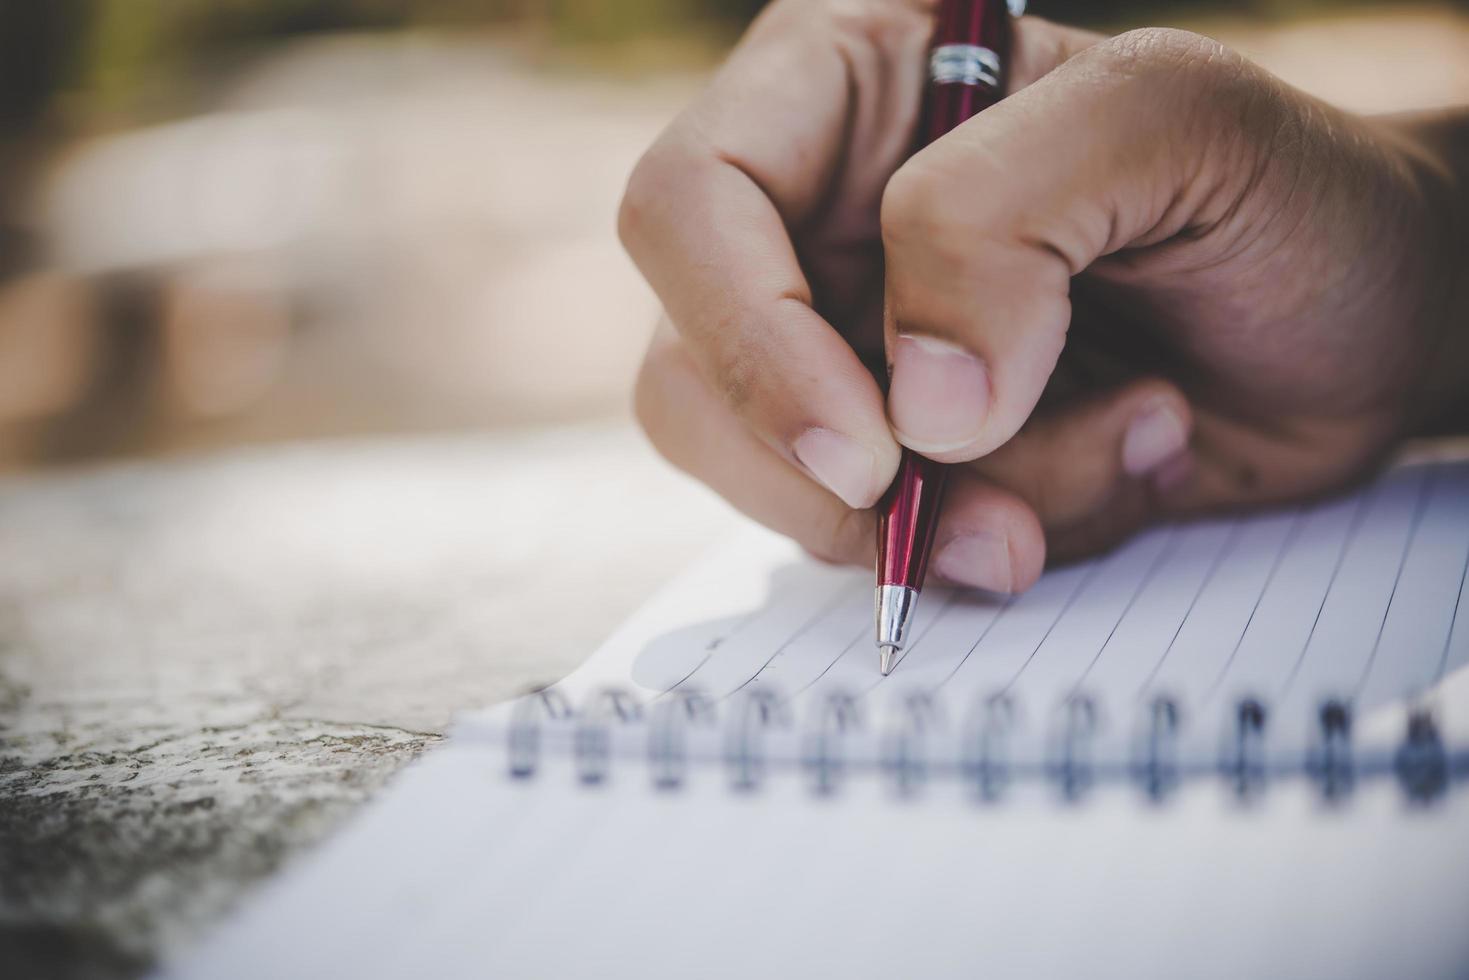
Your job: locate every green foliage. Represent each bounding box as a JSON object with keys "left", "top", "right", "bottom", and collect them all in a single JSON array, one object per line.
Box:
[{"left": 8, "top": 0, "right": 1467, "bottom": 125}]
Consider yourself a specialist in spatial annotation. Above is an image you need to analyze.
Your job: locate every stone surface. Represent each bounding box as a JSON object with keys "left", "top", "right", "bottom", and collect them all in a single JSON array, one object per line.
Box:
[{"left": 0, "top": 425, "right": 734, "bottom": 979}]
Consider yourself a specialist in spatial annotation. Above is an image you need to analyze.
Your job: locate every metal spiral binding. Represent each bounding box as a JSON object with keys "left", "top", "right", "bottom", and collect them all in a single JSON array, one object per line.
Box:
[
  {"left": 960, "top": 693, "right": 1017, "bottom": 802},
  {"left": 1223, "top": 697, "right": 1268, "bottom": 802},
  {"left": 573, "top": 687, "right": 642, "bottom": 786},
  {"left": 647, "top": 691, "right": 714, "bottom": 791},
  {"left": 880, "top": 692, "right": 941, "bottom": 797},
  {"left": 724, "top": 689, "right": 786, "bottom": 792},
  {"left": 1395, "top": 706, "right": 1448, "bottom": 804},
  {"left": 1133, "top": 695, "right": 1182, "bottom": 805},
  {"left": 802, "top": 692, "right": 862, "bottom": 796},
  {"left": 1049, "top": 694, "right": 1099, "bottom": 803},
  {"left": 506, "top": 685, "right": 574, "bottom": 779},
  {"left": 1307, "top": 699, "right": 1354, "bottom": 804},
  {"left": 500, "top": 685, "right": 1458, "bottom": 807}
]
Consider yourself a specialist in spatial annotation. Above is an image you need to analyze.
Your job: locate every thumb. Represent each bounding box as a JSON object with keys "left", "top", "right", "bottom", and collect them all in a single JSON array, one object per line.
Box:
[{"left": 881, "top": 27, "right": 1263, "bottom": 463}]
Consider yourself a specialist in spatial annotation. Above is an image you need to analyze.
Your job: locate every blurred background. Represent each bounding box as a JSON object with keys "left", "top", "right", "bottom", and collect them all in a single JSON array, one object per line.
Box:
[
  {"left": 1, "top": 0, "right": 1468, "bottom": 472},
  {"left": 2, "top": 6, "right": 1468, "bottom": 975}
]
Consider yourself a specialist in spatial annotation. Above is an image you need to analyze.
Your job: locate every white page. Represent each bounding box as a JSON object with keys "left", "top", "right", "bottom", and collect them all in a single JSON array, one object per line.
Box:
[
  {"left": 503, "top": 459, "right": 1469, "bottom": 762},
  {"left": 1359, "top": 463, "right": 1469, "bottom": 702},
  {"left": 166, "top": 734, "right": 1469, "bottom": 980},
  {"left": 163, "top": 458, "right": 1469, "bottom": 980}
]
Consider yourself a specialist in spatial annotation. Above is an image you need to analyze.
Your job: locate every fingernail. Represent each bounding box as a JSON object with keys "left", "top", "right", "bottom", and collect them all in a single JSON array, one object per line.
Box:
[
  {"left": 1122, "top": 402, "right": 1188, "bottom": 477},
  {"left": 934, "top": 533, "right": 1013, "bottom": 594},
  {"left": 793, "top": 427, "right": 878, "bottom": 509},
  {"left": 889, "top": 334, "right": 990, "bottom": 453}
]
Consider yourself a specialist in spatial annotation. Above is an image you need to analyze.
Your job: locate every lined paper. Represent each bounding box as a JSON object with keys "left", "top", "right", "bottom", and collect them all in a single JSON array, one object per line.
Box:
[
  {"left": 163, "top": 458, "right": 1469, "bottom": 980},
  {"left": 564, "top": 459, "right": 1469, "bottom": 753}
]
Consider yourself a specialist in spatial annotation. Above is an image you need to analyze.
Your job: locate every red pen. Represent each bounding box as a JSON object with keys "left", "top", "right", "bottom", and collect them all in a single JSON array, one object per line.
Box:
[{"left": 876, "top": 0, "right": 1017, "bottom": 675}]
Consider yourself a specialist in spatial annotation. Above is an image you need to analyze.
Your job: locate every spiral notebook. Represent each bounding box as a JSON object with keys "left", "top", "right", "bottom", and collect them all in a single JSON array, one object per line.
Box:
[{"left": 167, "top": 457, "right": 1469, "bottom": 980}]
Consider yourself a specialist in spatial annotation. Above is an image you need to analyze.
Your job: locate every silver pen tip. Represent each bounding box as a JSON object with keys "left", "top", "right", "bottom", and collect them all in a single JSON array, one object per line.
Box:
[
  {"left": 875, "top": 584, "right": 919, "bottom": 675},
  {"left": 879, "top": 645, "right": 897, "bottom": 676}
]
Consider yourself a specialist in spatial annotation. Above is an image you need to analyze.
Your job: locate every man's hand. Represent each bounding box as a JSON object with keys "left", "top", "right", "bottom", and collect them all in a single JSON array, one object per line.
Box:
[{"left": 619, "top": 0, "right": 1467, "bottom": 593}]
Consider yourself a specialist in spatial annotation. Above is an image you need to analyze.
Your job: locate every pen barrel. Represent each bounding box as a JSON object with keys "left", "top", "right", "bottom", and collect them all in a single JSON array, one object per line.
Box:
[
  {"left": 877, "top": 450, "right": 949, "bottom": 589},
  {"left": 924, "top": 0, "right": 1011, "bottom": 143},
  {"left": 875, "top": 0, "right": 1012, "bottom": 593},
  {"left": 933, "top": 0, "right": 1011, "bottom": 45}
]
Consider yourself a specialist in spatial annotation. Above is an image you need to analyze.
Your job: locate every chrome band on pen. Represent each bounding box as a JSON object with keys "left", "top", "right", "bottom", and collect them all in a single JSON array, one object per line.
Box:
[{"left": 928, "top": 44, "right": 1001, "bottom": 87}]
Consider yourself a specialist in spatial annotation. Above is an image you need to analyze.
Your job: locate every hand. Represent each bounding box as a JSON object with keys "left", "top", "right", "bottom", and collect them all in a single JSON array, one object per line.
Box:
[{"left": 619, "top": 0, "right": 1468, "bottom": 593}]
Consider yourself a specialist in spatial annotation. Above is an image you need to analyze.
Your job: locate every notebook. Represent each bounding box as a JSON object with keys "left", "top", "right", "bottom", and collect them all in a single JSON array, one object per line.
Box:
[{"left": 163, "top": 457, "right": 1469, "bottom": 980}]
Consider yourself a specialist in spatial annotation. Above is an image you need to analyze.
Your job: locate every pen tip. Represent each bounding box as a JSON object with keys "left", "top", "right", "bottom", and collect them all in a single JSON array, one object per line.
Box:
[{"left": 879, "top": 646, "right": 896, "bottom": 676}]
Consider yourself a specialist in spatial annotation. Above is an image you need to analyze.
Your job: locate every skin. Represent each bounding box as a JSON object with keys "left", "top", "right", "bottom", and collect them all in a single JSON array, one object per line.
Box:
[{"left": 619, "top": 1, "right": 1469, "bottom": 595}]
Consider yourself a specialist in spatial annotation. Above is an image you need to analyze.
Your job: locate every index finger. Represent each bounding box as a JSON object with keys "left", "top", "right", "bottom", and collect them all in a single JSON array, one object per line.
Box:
[{"left": 617, "top": 1, "right": 935, "bottom": 508}]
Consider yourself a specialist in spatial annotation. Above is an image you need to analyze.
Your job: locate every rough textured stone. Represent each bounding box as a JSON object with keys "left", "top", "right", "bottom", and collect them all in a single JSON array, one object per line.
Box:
[
  {"left": 2, "top": 721, "right": 435, "bottom": 978},
  {"left": 0, "top": 425, "right": 732, "bottom": 979}
]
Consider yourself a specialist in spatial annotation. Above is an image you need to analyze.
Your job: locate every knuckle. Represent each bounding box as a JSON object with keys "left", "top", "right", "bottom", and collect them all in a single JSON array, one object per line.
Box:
[
  {"left": 1094, "top": 27, "right": 1235, "bottom": 82},
  {"left": 882, "top": 156, "right": 994, "bottom": 296},
  {"left": 820, "top": 0, "right": 873, "bottom": 33},
  {"left": 822, "top": 0, "right": 929, "bottom": 48},
  {"left": 880, "top": 161, "right": 953, "bottom": 254},
  {"left": 707, "top": 328, "right": 761, "bottom": 414},
  {"left": 879, "top": 164, "right": 923, "bottom": 244},
  {"left": 616, "top": 165, "right": 649, "bottom": 251},
  {"left": 1076, "top": 27, "right": 1261, "bottom": 166},
  {"left": 617, "top": 144, "right": 681, "bottom": 252},
  {"left": 1078, "top": 27, "right": 1256, "bottom": 119}
]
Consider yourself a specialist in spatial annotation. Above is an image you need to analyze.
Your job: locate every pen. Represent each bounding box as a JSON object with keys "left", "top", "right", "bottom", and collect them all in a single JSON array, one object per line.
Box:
[{"left": 876, "top": 0, "right": 1018, "bottom": 675}]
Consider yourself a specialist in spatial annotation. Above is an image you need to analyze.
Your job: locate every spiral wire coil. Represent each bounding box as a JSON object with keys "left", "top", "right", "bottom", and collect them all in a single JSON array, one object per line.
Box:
[{"left": 502, "top": 685, "right": 1462, "bottom": 807}]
